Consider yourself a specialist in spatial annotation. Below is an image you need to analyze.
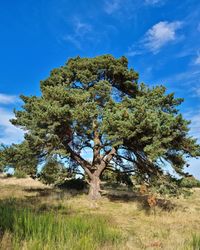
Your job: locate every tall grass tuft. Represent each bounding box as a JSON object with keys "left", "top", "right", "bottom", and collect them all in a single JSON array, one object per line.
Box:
[
  {"left": 0, "top": 200, "right": 122, "bottom": 250},
  {"left": 189, "top": 234, "right": 200, "bottom": 250},
  {"left": 184, "top": 234, "right": 200, "bottom": 250}
]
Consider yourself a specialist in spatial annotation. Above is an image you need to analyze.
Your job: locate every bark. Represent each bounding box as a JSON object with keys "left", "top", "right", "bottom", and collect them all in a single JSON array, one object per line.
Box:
[
  {"left": 88, "top": 175, "right": 101, "bottom": 200},
  {"left": 64, "top": 132, "right": 116, "bottom": 200},
  {"left": 87, "top": 148, "right": 116, "bottom": 200}
]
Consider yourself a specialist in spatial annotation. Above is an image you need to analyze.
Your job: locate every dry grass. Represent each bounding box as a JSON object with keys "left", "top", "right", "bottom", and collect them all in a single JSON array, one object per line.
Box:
[
  {"left": 0, "top": 176, "right": 200, "bottom": 250},
  {"left": 0, "top": 174, "right": 48, "bottom": 188}
]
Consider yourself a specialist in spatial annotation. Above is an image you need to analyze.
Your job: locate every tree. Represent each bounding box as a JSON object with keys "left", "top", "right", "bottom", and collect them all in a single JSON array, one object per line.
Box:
[
  {"left": 39, "top": 158, "right": 74, "bottom": 185},
  {"left": 0, "top": 141, "right": 39, "bottom": 177},
  {"left": 8, "top": 55, "right": 200, "bottom": 199}
]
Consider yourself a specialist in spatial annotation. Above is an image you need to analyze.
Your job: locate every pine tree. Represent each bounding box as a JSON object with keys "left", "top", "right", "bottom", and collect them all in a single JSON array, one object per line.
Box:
[
  {"left": 3, "top": 55, "right": 199, "bottom": 199},
  {"left": 0, "top": 141, "right": 39, "bottom": 177}
]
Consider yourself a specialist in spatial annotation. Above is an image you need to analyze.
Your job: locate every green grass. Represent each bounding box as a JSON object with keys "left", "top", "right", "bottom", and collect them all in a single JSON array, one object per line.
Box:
[
  {"left": 0, "top": 200, "right": 122, "bottom": 250},
  {"left": 185, "top": 234, "right": 200, "bottom": 250}
]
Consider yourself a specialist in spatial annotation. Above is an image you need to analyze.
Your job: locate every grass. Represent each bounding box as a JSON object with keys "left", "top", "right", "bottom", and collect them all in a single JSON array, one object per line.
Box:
[
  {"left": 0, "top": 179, "right": 200, "bottom": 249},
  {"left": 0, "top": 200, "right": 122, "bottom": 250},
  {"left": 184, "top": 234, "right": 200, "bottom": 250}
]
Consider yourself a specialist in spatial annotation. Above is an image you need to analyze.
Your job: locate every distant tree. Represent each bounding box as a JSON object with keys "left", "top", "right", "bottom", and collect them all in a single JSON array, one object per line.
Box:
[
  {"left": 2, "top": 55, "right": 199, "bottom": 199},
  {"left": 39, "top": 158, "right": 73, "bottom": 185},
  {"left": 0, "top": 141, "right": 39, "bottom": 178},
  {"left": 101, "top": 168, "right": 133, "bottom": 187}
]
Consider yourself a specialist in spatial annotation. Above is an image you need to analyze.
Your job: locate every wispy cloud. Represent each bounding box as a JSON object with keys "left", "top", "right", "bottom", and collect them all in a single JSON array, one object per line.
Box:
[
  {"left": 192, "top": 86, "right": 200, "bottom": 97},
  {"left": 0, "top": 107, "right": 24, "bottom": 145},
  {"left": 185, "top": 109, "right": 200, "bottom": 142},
  {"left": 143, "top": 21, "right": 183, "bottom": 54},
  {"left": 103, "top": 0, "right": 164, "bottom": 16},
  {"left": 62, "top": 17, "right": 118, "bottom": 51},
  {"left": 63, "top": 18, "right": 92, "bottom": 49},
  {"left": 0, "top": 93, "right": 18, "bottom": 104},
  {"left": 144, "top": 0, "right": 163, "bottom": 5},
  {"left": 194, "top": 51, "right": 200, "bottom": 65},
  {"left": 127, "top": 21, "right": 183, "bottom": 56},
  {"left": 103, "top": 0, "right": 143, "bottom": 19},
  {"left": 104, "top": 0, "right": 122, "bottom": 14},
  {"left": 152, "top": 69, "right": 200, "bottom": 97}
]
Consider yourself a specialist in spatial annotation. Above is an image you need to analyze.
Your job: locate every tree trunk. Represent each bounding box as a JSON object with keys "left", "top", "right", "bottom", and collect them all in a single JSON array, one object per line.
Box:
[{"left": 88, "top": 176, "right": 101, "bottom": 200}]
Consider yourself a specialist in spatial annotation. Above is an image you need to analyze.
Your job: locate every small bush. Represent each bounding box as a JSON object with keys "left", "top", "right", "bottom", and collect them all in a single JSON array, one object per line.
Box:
[
  {"left": 57, "top": 178, "right": 87, "bottom": 190},
  {"left": 179, "top": 176, "right": 200, "bottom": 188},
  {"left": 13, "top": 169, "right": 27, "bottom": 178}
]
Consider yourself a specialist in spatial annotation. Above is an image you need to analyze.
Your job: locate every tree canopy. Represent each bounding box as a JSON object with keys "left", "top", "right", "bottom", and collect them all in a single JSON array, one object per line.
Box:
[
  {"left": 1, "top": 55, "right": 199, "bottom": 199},
  {"left": 0, "top": 141, "right": 39, "bottom": 177}
]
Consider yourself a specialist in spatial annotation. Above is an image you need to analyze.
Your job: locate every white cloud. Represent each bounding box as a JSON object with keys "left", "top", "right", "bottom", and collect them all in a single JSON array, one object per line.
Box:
[
  {"left": 0, "top": 107, "right": 24, "bottom": 145},
  {"left": 0, "top": 93, "right": 18, "bottom": 104},
  {"left": 127, "top": 21, "right": 183, "bottom": 56},
  {"left": 143, "top": 21, "right": 182, "bottom": 54}
]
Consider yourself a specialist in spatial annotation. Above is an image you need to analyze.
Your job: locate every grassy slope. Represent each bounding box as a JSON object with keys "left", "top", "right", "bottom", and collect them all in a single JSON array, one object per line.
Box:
[{"left": 0, "top": 177, "right": 200, "bottom": 250}]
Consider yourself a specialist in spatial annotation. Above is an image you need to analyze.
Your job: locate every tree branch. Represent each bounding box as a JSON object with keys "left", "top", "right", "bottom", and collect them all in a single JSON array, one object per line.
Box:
[
  {"left": 103, "top": 148, "right": 116, "bottom": 163},
  {"left": 92, "top": 120, "right": 102, "bottom": 165},
  {"left": 106, "top": 167, "right": 135, "bottom": 174},
  {"left": 65, "top": 144, "right": 93, "bottom": 179},
  {"left": 95, "top": 147, "right": 116, "bottom": 176}
]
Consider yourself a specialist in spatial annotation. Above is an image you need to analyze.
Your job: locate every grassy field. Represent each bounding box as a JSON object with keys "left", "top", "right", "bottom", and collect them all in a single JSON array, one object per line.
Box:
[{"left": 0, "top": 177, "right": 200, "bottom": 250}]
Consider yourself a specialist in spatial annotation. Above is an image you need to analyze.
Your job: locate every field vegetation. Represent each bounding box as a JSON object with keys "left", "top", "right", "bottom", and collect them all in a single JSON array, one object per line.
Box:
[{"left": 0, "top": 176, "right": 200, "bottom": 250}]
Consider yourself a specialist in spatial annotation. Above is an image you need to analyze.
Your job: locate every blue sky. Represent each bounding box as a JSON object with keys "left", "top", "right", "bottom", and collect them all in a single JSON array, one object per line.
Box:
[{"left": 0, "top": 0, "right": 200, "bottom": 178}]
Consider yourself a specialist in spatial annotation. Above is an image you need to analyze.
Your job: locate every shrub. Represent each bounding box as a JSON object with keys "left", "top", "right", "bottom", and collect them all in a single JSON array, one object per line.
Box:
[
  {"left": 13, "top": 169, "right": 27, "bottom": 178},
  {"left": 179, "top": 176, "right": 200, "bottom": 188},
  {"left": 57, "top": 178, "right": 87, "bottom": 190}
]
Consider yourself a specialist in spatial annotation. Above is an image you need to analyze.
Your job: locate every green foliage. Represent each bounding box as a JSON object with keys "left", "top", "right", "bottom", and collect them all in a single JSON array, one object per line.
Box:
[
  {"left": 102, "top": 169, "right": 133, "bottom": 187},
  {"left": 190, "top": 234, "right": 200, "bottom": 250},
  {"left": 0, "top": 141, "right": 38, "bottom": 177},
  {"left": 146, "top": 175, "right": 185, "bottom": 197},
  {"left": 1, "top": 55, "right": 199, "bottom": 195},
  {"left": 0, "top": 200, "right": 122, "bottom": 250},
  {"left": 179, "top": 176, "right": 200, "bottom": 188},
  {"left": 39, "top": 158, "right": 72, "bottom": 185},
  {"left": 185, "top": 234, "right": 200, "bottom": 250},
  {"left": 101, "top": 169, "right": 118, "bottom": 182},
  {"left": 13, "top": 169, "right": 27, "bottom": 179}
]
